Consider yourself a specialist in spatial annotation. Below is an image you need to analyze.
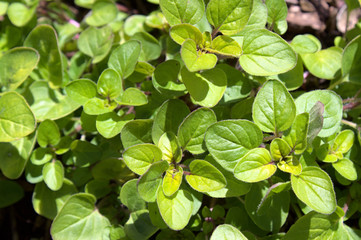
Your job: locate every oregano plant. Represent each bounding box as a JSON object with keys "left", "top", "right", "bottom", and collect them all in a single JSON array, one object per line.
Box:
[{"left": 0, "top": 0, "right": 361, "bottom": 239}]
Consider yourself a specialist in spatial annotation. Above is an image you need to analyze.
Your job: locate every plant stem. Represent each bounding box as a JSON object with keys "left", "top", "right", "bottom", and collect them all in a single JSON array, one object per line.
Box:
[{"left": 341, "top": 119, "right": 358, "bottom": 129}]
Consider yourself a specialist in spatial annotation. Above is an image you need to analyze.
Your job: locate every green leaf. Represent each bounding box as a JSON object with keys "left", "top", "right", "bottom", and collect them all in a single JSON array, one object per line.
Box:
[
  {"left": 186, "top": 160, "right": 227, "bottom": 192},
  {"left": 210, "top": 224, "right": 247, "bottom": 240},
  {"left": 181, "top": 39, "right": 217, "bottom": 72},
  {"left": 77, "top": 26, "right": 113, "bottom": 64},
  {"left": 51, "top": 193, "right": 111, "bottom": 240},
  {"left": 121, "top": 119, "right": 153, "bottom": 149},
  {"left": 24, "top": 81, "right": 81, "bottom": 121},
  {"left": 70, "top": 140, "right": 102, "bottom": 167},
  {"left": 91, "top": 158, "right": 133, "bottom": 181},
  {"left": 37, "top": 119, "right": 61, "bottom": 148},
  {"left": 291, "top": 166, "right": 336, "bottom": 214},
  {"left": 332, "top": 158, "right": 357, "bottom": 181},
  {"left": 0, "top": 92, "right": 36, "bottom": 142},
  {"left": 239, "top": 29, "right": 297, "bottom": 76},
  {"left": 115, "top": 88, "right": 148, "bottom": 106},
  {"left": 170, "top": 23, "right": 203, "bottom": 45},
  {"left": 271, "top": 55, "right": 304, "bottom": 91},
  {"left": 157, "top": 188, "right": 193, "bottom": 230},
  {"left": 138, "top": 160, "right": 169, "bottom": 202},
  {"left": 0, "top": 47, "right": 39, "bottom": 91},
  {"left": 245, "top": 180, "right": 290, "bottom": 232},
  {"left": 205, "top": 155, "right": 251, "bottom": 198},
  {"left": 291, "top": 34, "right": 321, "bottom": 54},
  {"left": 96, "top": 111, "right": 134, "bottom": 139},
  {"left": 181, "top": 67, "right": 227, "bottom": 107},
  {"left": 7, "top": 2, "right": 37, "bottom": 27},
  {"left": 205, "top": 120, "right": 263, "bottom": 171},
  {"left": 277, "top": 156, "right": 302, "bottom": 175},
  {"left": 30, "top": 148, "right": 52, "bottom": 165},
  {"left": 342, "top": 35, "right": 361, "bottom": 83},
  {"left": 85, "top": 0, "right": 117, "bottom": 27},
  {"left": 240, "top": 0, "right": 267, "bottom": 32},
  {"left": 307, "top": 101, "right": 324, "bottom": 145},
  {"left": 152, "top": 59, "right": 186, "bottom": 96},
  {"left": 65, "top": 79, "right": 97, "bottom": 105},
  {"left": 333, "top": 130, "right": 355, "bottom": 154},
  {"left": 301, "top": 47, "right": 342, "bottom": 80},
  {"left": 265, "top": 0, "right": 288, "bottom": 34},
  {"left": 252, "top": 79, "right": 296, "bottom": 133},
  {"left": 119, "top": 179, "right": 146, "bottom": 212},
  {"left": 0, "top": 2, "right": 8, "bottom": 16},
  {"left": 178, "top": 107, "right": 217, "bottom": 154},
  {"left": 158, "top": 132, "right": 182, "bottom": 163},
  {"left": 234, "top": 148, "right": 277, "bottom": 183},
  {"left": 24, "top": 24, "right": 63, "bottom": 89},
  {"left": 85, "top": 179, "right": 111, "bottom": 199},
  {"left": 295, "top": 90, "right": 342, "bottom": 137},
  {"left": 152, "top": 99, "right": 190, "bottom": 145},
  {"left": 131, "top": 32, "right": 162, "bottom": 61},
  {"left": 43, "top": 160, "right": 64, "bottom": 191},
  {"left": 123, "top": 144, "right": 163, "bottom": 175},
  {"left": 270, "top": 138, "right": 291, "bottom": 161},
  {"left": 33, "top": 179, "right": 77, "bottom": 219},
  {"left": 208, "top": 35, "right": 242, "bottom": 57},
  {"left": 108, "top": 40, "right": 141, "bottom": 79},
  {"left": 124, "top": 15, "right": 147, "bottom": 36},
  {"left": 162, "top": 165, "right": 183, "bottom": 197},
  {"left": 283, "top": 113, "right": 309, "bottom": 154},
  {"left": 0, "top": 133, "right": 36, "bottom": 179},
  {"left": 83, "top": 97, "right": 117, "bottom": 115},
  {"left": 283, "top": 209, "right": 341, "bottom": 240},
  {"left": 206, "top": 0, "right": 253, "bottom": 35},
  {"left": 0, "top": 180, "right": 24, "bottom": 208},
  {"left": 159, "top": 0, "right": 205, "bottom": 26},
  {"left": 97, "top": 68, "right": 123, "bottom": 99},
  {"left": 124, "top": 210, "right": 159, "bottom": 240}
]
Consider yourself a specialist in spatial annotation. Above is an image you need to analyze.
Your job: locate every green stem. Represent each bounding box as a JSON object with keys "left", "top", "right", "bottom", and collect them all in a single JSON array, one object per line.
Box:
[{"left": 341, "top": 119, "right": 358, "bottom": 129}]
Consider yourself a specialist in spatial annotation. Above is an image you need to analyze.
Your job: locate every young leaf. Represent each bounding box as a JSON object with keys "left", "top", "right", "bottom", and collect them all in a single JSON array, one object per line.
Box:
[
  {"left": 158, "top": 132, "right": 182, "bottom": 163},
  {"left": 0, "top": 47, "right": 39, "bottom": 91},
  {"left": 265, "top": 0, "right": 288, "bottom": 34},
  {"left": 239, "top": 29, "right": 297, "bottom": 76},
  {"left": 170, "top": 23, "right": 203, "bottom": 45},
  {"left": 333, "top": 130, "right": 355, "bottom": 154},
  {"left": 205, "top": 120, "right": 263, "bottom": 171},
  {"left": 291, "top": 34, "right": 321, "bottom": 54},
  {"left": 138, "top": 161, "right": 169, "bottom": 202},
  {"left": 210, "top": 224, "right": 247, "bottom": 240},
  {"left": 51, "top": 193, "right": 111, "bottom": 240},
  {"left": 295, "top": 90, "right": 342, "bottom": 137},
  {"left": 162, "top": 165, "right": 183, "bottom": 197},
  {"left": 42, "top": 160, "right": 64, "bottom": 191},
  {"left": 234, "top": 148, "right": 277, "bottom": 183},
  {"left": 252, "top": 79, "right": 296, "bottom": 133},
  {"left": 159, "top": 0, "right": 205, "bottom": 26},
  {"left": 277, "top": 156, "right": 302, "bottom": 175},
  {"left": 33, "top": 179, "right": 77, "bottom": 220},
  {"left": 37, "top": 119, "right": 61, "bottom": 148},
  {"left": 291, "top": 167, "right": 336, "bottom": 214},
  {"left": 270, "top": 138, "right": 291, "bottom": 161},
  {"left": 77, "top": 26, "right": 113, "bottom": 64},
  {"left": 65, "top": 79, "right": 97, "bottom": 105},
  {"left": 152, "top": 99, "right": 190, "bottom": 145},
  {"left": 7, "top": 2, "right": 37, "bottom": 27},
  {"left": 186, "top": 160, "right": 227, "bottom": 192},
  {"left": 157, "top": 188, "right": 193, "bottom": 230},
  {"left": 178, "top": 108, "right": 217, "bottom": 154},
  {"left": 181, "top": 67, "right": 227, "bottom": 107},
  {"left": 332, "top": 158, "right": 357, "bottom": 181},
  {"left": 24, "top": 25, "right": 63, "bottom": 88},
  {"left": 0, "top": 92, "right": 36, "bottom": 142},
  {"left": 121, "top": 119, "right": 153, "bottom": 149},
  {"left": 181, "top": 39, "right": 217, "bottom": 72},
  {"left": 108, "top": 40, "right": 141, "bottom": 79},
  {"left": 83, "top": 97, "right": 117, "bottom": 115},
  {"left": 206, "top": 0, "right": 253, "bottom": 35},
  {"left": 283, "top": 113, "right": 309, "bottom": 154},
  {"left": 97, "top": 68, "right": 123, "bottom": 99},
  {"left": 123, "top": 144, "right": 163, "bottom": 175},
  {"left": 208, "top": 35, "right": 242, "bottom": 57}
]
